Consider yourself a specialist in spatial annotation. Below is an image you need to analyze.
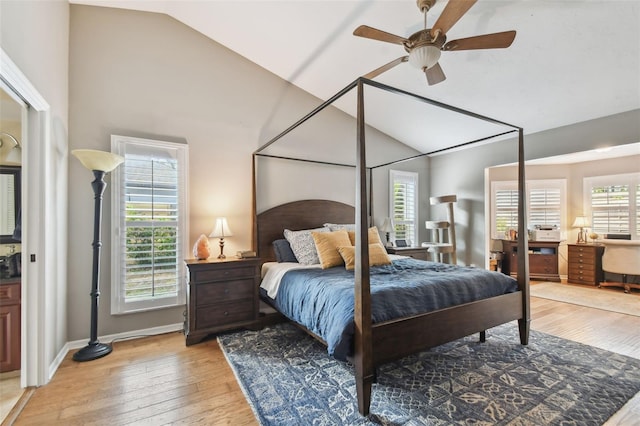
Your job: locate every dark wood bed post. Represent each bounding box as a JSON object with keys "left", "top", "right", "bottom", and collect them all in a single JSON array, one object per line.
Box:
[
  {"left": 251, "top": 154, "right": 257, "bottom": 253},
  {"left": 516, "top": 128, "right": 531, "bottom": 345},
  {"left": 354, "top": 79, "right": 374, "bottom": 416}
]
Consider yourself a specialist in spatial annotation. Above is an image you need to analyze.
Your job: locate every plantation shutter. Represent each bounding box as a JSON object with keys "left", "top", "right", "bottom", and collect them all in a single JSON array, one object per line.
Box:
[
  {"left": 111, "top": 136, "right": 188, "bottom": 314},
  {"left": 390, "top": 170, "right": 418, "bottom": 245},
  {"left": 494, "top": 188, "right": 519, "bottom": 238},
  {"left": 529, "top": 187, "right": 561, "bottom": 228},
  {"left": 590, "top": 184, "right": 630, "bottom": 234},
  {"left": 637, "top": 184, "right": 640, "bottom": 238}
]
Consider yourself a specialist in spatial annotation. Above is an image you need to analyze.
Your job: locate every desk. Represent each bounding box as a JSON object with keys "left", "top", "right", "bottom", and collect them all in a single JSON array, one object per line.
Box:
[{"left": 502, "top": 240, "right": 560, "bottom": 282}]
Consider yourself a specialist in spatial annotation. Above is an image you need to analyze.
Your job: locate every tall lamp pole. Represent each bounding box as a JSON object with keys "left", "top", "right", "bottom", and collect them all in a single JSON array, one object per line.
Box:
[{"left": 71, "top": 149, "right": 124, "bottom": 362}]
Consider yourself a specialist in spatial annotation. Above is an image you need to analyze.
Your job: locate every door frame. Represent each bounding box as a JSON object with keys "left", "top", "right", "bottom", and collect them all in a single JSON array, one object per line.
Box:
[{"left": 1, "top": 48, "right": 50, "bottom": 387}]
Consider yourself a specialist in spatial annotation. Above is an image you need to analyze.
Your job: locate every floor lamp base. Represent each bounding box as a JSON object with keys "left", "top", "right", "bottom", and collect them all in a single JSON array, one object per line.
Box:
[{"left": 73, "top": 342, "right": 112, "bottom": 362}]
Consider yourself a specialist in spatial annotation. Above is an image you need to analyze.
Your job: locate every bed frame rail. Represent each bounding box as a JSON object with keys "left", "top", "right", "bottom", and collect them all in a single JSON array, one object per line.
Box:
[{"left": 371, "top": 292, "right": 524, "bottom": 366}]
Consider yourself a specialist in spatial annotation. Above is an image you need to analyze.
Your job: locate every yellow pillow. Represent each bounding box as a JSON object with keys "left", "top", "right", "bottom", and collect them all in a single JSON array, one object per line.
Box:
[
  {"left": 312, "top": 230, "right": 352, "bottom": 269},
  {"left": 347, "top": 226, "right": 383, "bottom": 246},
  {"left": 337, "top": 243, "right": 392, "bottom": 271}
]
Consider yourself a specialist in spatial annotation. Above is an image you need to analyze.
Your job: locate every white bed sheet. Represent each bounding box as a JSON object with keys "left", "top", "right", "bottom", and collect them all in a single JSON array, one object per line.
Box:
[{"left": 260, "top": 262, "right": 320, "bottom": 298}]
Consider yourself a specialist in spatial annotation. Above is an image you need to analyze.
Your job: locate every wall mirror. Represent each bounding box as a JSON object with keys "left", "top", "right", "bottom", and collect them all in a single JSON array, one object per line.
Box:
[{"left": 0, "top": 166, "right": 21, "bottom": 243}]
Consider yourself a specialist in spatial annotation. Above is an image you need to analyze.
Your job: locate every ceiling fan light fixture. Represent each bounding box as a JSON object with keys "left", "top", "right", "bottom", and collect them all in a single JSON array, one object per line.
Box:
[{"left": 408, "top": 44, "right": 441, "bottom": 70}]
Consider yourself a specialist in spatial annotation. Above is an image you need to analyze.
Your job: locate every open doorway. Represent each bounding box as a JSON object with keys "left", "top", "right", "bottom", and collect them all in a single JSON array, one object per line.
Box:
[{"left": 0, "top": 85, "right": 25, "bottom": 422}]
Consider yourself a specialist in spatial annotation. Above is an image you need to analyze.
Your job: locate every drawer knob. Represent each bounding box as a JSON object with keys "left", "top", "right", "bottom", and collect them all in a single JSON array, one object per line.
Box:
[
  {"left": 224, "top": 311, "right": 229, "bottom": 316},
  {"left": 224, "top": 288, "right": 229, "bottom": 294}
]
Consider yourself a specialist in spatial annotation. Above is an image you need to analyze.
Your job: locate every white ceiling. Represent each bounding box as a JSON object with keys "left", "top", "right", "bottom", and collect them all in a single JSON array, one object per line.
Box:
[{"left": 70, "top": 0, "right": 640, "bottom": 154}]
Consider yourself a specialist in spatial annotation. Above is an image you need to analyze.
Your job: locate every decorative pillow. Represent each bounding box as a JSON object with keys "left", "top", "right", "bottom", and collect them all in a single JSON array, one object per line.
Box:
[
  {"left": 324, "top": 223, "right": 356, "bottom": 232},
  {"left": 272, "top": 239, "right": 297, "bottom": 263},
  {"left": 312, "top": 230, "right": 352, "bottom": 269},
  {"left": 283, "top": 227, "right": 328, "bottom": 265},
  {"left": 338, "top": 243, "right": 392, "bottom": 271},
  {"left": 347, "top": 226, "right": 383, "bottom": 246}
]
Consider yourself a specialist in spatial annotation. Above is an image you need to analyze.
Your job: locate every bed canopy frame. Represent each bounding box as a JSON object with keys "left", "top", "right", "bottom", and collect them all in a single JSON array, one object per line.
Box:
[{"left": 252, "top": 77, "right": 530, "bottom": 416}]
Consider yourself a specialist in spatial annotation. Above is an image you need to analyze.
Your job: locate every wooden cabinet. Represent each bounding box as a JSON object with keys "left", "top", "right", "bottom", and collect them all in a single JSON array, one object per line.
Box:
[
  {"left": 184, "top": 257, "right": 260, "bottom": 346},
  {"left": 502, "top": 240, "right": 560, "bottom": 282},
  {"left": 0, "top": 279, "right": 21, "bottom": 372},
  {"left": 568, "top": 244, "right": 604, "bottom": 285},
  {"left": 386, "top": 246, "right": 430, "bottom": 261}
]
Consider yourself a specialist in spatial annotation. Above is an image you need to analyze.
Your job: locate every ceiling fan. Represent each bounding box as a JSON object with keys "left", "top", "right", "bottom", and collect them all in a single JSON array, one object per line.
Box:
[{"left": 353, "top": 0, "right": 516, "bottom": 85}]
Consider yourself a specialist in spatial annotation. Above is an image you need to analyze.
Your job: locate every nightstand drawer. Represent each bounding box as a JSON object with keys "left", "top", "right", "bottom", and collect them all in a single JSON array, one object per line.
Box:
[
  {"left": 195, "top": 279, "right": 254, "bottom": 306},
  {"left": 192, "top": 266, "right": 255, "bottom": 283},
  {"left": 196, "top": 299, "right": 254, "bottom": 329}
]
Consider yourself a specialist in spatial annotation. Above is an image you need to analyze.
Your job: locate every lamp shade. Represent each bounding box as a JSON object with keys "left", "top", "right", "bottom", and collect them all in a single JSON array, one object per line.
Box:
[
  {"left": 408, "top": 45, "right": 441, "bottom": 70},
  {"left": 572, "top": 216, "right": 590, "bottom": 228},
  {"left": 209, "top": 217, "right": 233, "bottom": 238},
  {"left": 5, "top": 145, "right": 21, "bottom": 164},
  {"left": 72, "top": 149, "right": 124, "bottom": 172},
  {"left": 380, "top": 217, "right": 394, "bottom": 233}
]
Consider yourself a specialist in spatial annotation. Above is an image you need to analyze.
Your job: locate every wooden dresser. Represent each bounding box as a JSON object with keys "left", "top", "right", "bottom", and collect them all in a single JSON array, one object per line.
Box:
[
  {"left": 184, "top": 257, "right": 261, "bottom": 346},
  {"left": 567, "top": 244, "right": 604, "bottom": 286},
  {"left": 502, "top": 240, "right": 560, "bottom": 282}
]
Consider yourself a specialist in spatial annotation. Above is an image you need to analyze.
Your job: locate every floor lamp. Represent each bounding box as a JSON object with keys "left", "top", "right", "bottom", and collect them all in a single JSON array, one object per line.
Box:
[{"left": 71, "top": 149, "right": 124, "bottom": 362}]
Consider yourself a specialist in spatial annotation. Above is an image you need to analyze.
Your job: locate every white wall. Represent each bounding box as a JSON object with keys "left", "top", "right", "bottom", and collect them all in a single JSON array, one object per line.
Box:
[
  {"left": 0, "top": 0, "right": 70, "bottom": 382},
  {"left": 68, "top": 5, "right": 416, "bottom": 340}
]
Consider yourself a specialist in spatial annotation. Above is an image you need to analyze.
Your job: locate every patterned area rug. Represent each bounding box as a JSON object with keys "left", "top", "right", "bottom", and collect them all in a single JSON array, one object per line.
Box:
[
  {"left": 218, "top": 322, "right": 640, "bottom": 425},
  {"left": 531, "top": 282, "right": 640, "bottom": 317}
]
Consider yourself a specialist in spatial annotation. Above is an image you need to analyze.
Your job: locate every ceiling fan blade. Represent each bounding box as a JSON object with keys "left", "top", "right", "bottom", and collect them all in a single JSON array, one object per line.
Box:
[
  {"left": 363, "top": 56, "right": 409, "bottom": 79},
  {"left": 443, "top": 30, "right": 516, "bottom": 51},
  {"left": 425, "top": 63, "right": 446, "bottom": 86},
  {"left": 353, "top": 25, "right": 408, "bottom": 45},
  {"left": 432, "top": 0, "right": 477, "bottom": 35}
]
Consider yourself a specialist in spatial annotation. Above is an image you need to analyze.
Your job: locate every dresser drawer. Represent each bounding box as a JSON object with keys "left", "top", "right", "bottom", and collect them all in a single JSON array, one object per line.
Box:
[
  {"left": 0, "top": 283, "right": 20, "bottom": 305},
  {"left": 568, "top": 249, "right": 596, "bottom": 264},
  {"left": 529, "top": 255, "right": 558, "bottom": 274},
  {"left": 196, "top": 299, "right": 254, "bottom": 329},
  {"left": 195, "top": 279, "right": 254, "bottom": 306},
  {"left": 192, "top": 265, "right": 256, "bottom": 283}
]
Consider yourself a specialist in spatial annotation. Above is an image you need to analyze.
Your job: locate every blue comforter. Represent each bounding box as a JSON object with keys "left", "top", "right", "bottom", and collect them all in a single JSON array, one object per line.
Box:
[{"left": 269, "top": 257, "right": 518, "bottom": 361}]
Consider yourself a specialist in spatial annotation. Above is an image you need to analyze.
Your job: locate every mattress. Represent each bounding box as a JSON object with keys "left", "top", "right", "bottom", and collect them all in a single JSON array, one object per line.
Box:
[{"left": 260, "top": 257, "right": 518, "bottom": 361}]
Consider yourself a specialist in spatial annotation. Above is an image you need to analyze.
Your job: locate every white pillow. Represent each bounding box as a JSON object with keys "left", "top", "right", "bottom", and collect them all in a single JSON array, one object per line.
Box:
[
  {"left": 284, "top": 227, "right": 329, "bottom": 265},
  {"left": 324, "top": 223, "right": 356, "bottom": 232}
]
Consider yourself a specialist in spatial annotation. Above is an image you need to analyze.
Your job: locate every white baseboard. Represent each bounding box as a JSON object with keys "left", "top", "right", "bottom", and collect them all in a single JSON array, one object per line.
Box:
[
  {"left": 67, "top": 322, "right": 184, "bottom": 350},
  {"left": 49, "top": 323, "right": 184, "bottom": 382}
]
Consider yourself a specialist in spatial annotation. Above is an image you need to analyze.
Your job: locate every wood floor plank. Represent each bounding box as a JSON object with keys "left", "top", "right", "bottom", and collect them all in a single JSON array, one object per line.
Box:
[{"left": 11, "top": 291, "right": 640, "bottom": 425}]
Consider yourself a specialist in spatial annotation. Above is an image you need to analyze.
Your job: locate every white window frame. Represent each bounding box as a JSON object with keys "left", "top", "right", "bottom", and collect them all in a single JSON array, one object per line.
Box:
[
  {"left": 389, "top": 170, "right": 418, "bottom": 246},
  {"left": 584, "top": 173, "right": 640, "bottom": 239},
  {"left": 491, "top": 179, "right": 566, "bottom": 239},
  {"left": 111, "top": 135, "right": 189, "bottom": 314}
]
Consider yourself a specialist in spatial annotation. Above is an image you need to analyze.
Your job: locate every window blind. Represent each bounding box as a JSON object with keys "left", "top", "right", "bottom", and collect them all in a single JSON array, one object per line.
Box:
[
  {"left": 390, "top": 170, "right": 418, "bottom": 244},
  {"left": 111, "top": 135, "right": 188, "bottom": 314}
]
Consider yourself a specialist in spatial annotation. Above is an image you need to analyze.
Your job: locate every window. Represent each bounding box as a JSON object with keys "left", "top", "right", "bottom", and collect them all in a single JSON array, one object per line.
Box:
[
  {"left": 585, "top": 173, "right": 640, "bottom": 238},
  {"left": 491, "top": 179, "right": 566, "bottom": 239},
  {"left": 390, "top": 170, "right": 418, "bottom": 245},
  {"left": 111, "top": 135, "right": 189, "bottom": 314}
]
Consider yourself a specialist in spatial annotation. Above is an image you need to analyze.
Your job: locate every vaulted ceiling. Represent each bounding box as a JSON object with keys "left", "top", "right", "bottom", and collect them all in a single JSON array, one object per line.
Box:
[{"left": 70, "top": 0, "right": 640, "bottom": 155}]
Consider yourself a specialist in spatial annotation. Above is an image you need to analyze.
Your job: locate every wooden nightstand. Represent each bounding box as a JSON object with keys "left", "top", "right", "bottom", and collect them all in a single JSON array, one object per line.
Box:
[
  {"left": 567, "top": 244, "right": 604, "bottom": 286},
  {"left": 184, "top": 257, "right": 261, "bottom": 346},
  {"left": 386, "top": 246, "right": 430, "bottom": 261}
]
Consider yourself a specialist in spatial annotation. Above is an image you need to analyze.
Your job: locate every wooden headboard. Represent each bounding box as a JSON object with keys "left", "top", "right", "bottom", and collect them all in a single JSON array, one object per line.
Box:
[{"left": 256, "top": 199, "right": 355, "bottom": 264}]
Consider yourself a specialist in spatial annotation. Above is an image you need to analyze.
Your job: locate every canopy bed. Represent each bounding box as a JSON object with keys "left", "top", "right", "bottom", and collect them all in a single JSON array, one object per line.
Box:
[{"left": 251, "top": 77, "right": 530, "bottom": 416}]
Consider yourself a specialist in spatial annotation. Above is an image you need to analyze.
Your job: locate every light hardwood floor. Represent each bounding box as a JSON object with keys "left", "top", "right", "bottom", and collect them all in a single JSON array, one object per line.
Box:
[{"left": 7, "top": 293, "right": 640, "bottom": 426}]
